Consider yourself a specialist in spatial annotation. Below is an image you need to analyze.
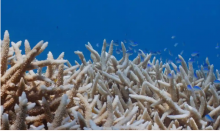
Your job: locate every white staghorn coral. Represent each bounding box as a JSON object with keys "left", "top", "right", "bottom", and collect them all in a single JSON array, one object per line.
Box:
[{"left": 1, "top": 30, "right": 220, "bottom": 130}]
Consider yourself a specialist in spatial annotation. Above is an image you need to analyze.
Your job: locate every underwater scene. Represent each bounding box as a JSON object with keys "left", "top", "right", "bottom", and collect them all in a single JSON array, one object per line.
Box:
[{"left": 1, "top": 0, "right": 220, "bottom": 130}]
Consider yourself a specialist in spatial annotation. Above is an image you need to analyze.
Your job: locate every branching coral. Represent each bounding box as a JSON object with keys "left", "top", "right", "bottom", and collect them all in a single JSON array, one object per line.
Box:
[{"left": 1, "top": 30, "right": 220, "bottom": 130}]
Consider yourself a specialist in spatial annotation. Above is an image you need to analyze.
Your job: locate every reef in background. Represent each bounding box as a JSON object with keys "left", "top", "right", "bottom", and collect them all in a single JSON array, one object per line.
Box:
[{"left": 1, "top": 30, "right": 220, "bottom": 130}]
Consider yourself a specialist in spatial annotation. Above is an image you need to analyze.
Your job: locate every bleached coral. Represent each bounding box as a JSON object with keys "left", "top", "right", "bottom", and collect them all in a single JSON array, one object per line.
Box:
[{"left": 1, "top": 30, "right": 220, "bottom": 130}]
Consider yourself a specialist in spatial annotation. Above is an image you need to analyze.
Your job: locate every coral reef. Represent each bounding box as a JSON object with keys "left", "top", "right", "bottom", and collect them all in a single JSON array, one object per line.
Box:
[{"left": 1, "top": 30, "right": 220, "bottom": 130}]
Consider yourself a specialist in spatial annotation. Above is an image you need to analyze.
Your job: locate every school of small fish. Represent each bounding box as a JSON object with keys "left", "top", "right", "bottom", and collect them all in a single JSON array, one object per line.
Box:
[{"left": 95, "top": 35, "right": 219, "bottom": 71}]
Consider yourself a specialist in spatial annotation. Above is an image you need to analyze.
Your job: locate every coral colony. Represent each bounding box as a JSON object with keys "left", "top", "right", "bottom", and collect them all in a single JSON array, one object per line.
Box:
[{"left": 1, "top": 30, "right": 220, "bottom": 130}]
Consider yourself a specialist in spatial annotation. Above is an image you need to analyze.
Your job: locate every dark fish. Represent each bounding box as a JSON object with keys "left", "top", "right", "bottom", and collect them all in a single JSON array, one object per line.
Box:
[
  {"left": 193, "top": 86, "right": 202, "bottom": 91},
  {"left": 126, "top": 49, "right": 133, "bottom": 55},
  {"left": 187, "top": 85, "right": 193, "bottom": 90},
  {"left": 214, "top": 79, "right": 220, "bottom": 84},
  {"left": 204, "top": 114, "right": 214, "bottom": 122},
  {"left": 167, "top": 73, "right": 173, "bottom": 79},
  {"left": 147, "top": 63, "right": 153, "bottom": 69}
]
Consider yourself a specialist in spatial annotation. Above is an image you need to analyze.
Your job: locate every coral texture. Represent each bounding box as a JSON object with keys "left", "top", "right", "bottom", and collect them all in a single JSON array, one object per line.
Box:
[{"left": 1, "top": 30, "right": 220, "bottom": 130}]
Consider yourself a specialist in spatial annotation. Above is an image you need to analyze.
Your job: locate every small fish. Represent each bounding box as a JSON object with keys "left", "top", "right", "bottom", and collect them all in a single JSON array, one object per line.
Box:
[
  {"left": 156, "top": 51, "right": 162, "bottom": 55},
  {"left": 113, "top": 41, "right": 119, "bottom": 46},
  {"left": 169, "top": 50, "right": 173, "bottom": 56},
  {"left": 129, "top": 40, "right": 134, "bottom": 43},
  {"left": 214, "top": 79, "right": 220, "bottom": 84},
  {"left": 139, "top": 49, "right": 147, "bottom": 55},
  {"left": 167, "top": 73, "right": 173, "bottom": 79},
  {"left": 187, "top": 85, "right": 193, "bottom": 90},
  {"left": 215, "top": 43, "right": 219, "bottom": 49},
  {"left": 191, "top": 52, "right": 199, "bottom": 57},
  {"left": 138, "top": 50, "right": 142, "bottom": 55},
  {"left": 106, "top": 42, "right": 110, "bottom": 47},
  {"left": 168, "top": 59, "right": 173, "bottom": 64},
  {"left": 204, "top": 114, "right": 214, "bottom": 122},
  {"left": 203, "top": 67, "right": 209, "bottom": 73},
  {"left": 128, "top": 45, "right": 133, "bottom": 50},
  {"left": 96, "top": 43, "right": 99, "bottom": 47},
  {"left": 180, "top": 50, "right": 184, "bottom": 55},
  {"left": 150, "top": 51, "right": 158, "bottom": 55},
  {"left": 174, "top": 43, "right": 178, "bottom": 47},
  {"left": 194, "top": 54, "right": 200, "bottom": 58},
  {"left": 194, "top": 72, "right": 198, "bottom": 79},
  {"left": 116, "top": 48, "right": 121, "bottom": 54},
  {"left": 175, "top": 58, "right": 182, "bottom": 63},
  {"left": 193, "top": 86, "right": 202, "bottom": 91},
  {"left": 134, "top": 49, "right": 137, "bottom": 53},
  {"left": 129, "top": 42, "right": 138, "bottom": 46},
  {"left": 119, "top": 47, "right": 123, "bottom": 53},
  {"left": 147, "top": 63, "right": 153, "bottom": 69},
  {"left": 143, "top": 50, "right": 148, "bottom": 54},
  {"left": 164, "top": 48, "right": 167, "bottom": 51},
  {"left": 188, "top": 58, "right": 195, "bottom": 63},
  {"left": 123, "top": 40, "right": 127, "bottom": 43},
  {"left": 171, "top": 36, "right": 175, "bottom": 39},
  {"left": 203, "top": 63, "right": 209, "bottom": 68},
  {"left": 126, "top": 49, "right": 133, "bottom": 55}
]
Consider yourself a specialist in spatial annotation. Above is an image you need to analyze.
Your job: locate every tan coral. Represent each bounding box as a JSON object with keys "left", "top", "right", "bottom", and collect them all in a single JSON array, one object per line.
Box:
[{"left": 1, "top": 30, "right": 220, "bottom": 130}]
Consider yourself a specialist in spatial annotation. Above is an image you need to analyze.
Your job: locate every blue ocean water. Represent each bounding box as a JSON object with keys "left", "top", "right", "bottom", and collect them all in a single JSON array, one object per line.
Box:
[{"left": 1, "top": 0, "right": 220, "bottom": 70}]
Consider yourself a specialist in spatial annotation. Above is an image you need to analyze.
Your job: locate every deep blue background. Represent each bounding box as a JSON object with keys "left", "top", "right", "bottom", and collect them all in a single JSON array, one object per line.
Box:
[{"left": 1, "top": 0, "right": 220, "bottom": 70}]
